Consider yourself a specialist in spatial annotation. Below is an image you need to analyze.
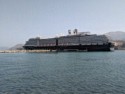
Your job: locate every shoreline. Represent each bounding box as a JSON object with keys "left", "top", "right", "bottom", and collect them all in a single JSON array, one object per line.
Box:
[
  {"left": 0, "top": 50, "right": 55, "bottom": 53},
  {"left": 0, "top": 49, "right": 125, "bottom": 53}
]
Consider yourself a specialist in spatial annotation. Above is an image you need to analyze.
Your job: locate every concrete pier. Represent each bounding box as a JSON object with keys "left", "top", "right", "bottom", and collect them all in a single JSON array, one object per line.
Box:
[{"left": 0, "top": 50, "right": 56, "bottom": 53}]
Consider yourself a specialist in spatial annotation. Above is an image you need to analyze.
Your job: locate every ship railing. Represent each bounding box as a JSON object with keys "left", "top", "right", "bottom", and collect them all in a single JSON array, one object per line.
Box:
[
  {"left": 86, "top": 43, "right": 91, "bottom": 45},
  {"left": 59, "top": 43, "right": 69, "bottom": 46},
  {"left": 58, "top": 43, "right": 79, "bottom": 46},
  {"left": 79, "top": 43, "right": 104, "bottom": 45},
  {"left": 98, "top": 43, "right": 103, "bottom": 45},
  {"left": 24, "top": 45, "right": 36, "bottom": 47},
  {"left": 50, "top": 44, "right": 56, "bottom": 46},
  {"left": 71, "top": 43, "right": 79, "bottom": 45},
  {"left": 81, "top": 43, "right": 91, "bottom": 45},
  {"left": 41, "top": 44, "right": 56, "bottom": 46},
  {"left": 91, "top": 43, "right": 98, "bottom": 45},
  {"left": 58, "top": 43, "right": 64, "bottom": 46},
  {"left": 81, "top": 44, "right": 86, "bottom": 45}
]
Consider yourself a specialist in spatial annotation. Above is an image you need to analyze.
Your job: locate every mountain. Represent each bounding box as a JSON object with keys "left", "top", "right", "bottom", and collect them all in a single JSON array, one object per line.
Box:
[
  {"left": 104, "top": 31, "right": 125, "bottom": 41},
  {"left": 104, "top": 31, "right": 125, "bottom": 49},
  {"left": 9, "top": 44, "right": 24, "bottom": 50}
]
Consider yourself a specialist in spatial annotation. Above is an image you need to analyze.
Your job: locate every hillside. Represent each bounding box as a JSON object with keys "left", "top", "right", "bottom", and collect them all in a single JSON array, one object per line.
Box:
[
  {"left": 104, "top": 31, "right": 125, "bottom": 49},
  {"left": 105, "top": 31, "right": 125, "bottom": 41},
  {"left": 9, "top": 44, "right": 24, "bottom": 50}
]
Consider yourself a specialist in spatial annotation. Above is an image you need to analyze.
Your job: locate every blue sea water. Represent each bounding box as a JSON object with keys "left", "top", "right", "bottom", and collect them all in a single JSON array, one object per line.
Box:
[{"left": 0, "top": 51, "right": 125, "bottom": 94}]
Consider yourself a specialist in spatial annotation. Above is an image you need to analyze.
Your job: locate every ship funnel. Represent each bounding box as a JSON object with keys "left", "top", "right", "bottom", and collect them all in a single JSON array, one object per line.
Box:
[
  {"left": 68, "top": 30, "right": 71, "bottom": 35},
  {"left": 73, "top": 29, "right": 78, "bottom": 35}
]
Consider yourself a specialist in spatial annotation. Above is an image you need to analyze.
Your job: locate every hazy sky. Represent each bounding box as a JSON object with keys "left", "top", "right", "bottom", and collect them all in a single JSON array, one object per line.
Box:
[{"left": 0, "top": 0, "right": 125, "bottom": 47}]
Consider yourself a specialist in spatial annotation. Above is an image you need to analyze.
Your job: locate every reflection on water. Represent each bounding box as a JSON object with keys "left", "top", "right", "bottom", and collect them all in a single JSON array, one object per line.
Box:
[{"left": 0, "top": 51, "right": 125, "bottom": 94}]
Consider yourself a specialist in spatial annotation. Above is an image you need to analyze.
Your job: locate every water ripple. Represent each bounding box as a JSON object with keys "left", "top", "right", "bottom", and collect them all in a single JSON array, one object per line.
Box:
[{"left": 0, "top": 51, "right": 125, "bottom": 94}]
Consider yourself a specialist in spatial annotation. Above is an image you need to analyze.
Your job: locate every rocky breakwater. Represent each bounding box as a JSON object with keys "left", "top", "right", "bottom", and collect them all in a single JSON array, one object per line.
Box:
[{"left": 0, "top": 50, "right": 54, "bottom": 53}]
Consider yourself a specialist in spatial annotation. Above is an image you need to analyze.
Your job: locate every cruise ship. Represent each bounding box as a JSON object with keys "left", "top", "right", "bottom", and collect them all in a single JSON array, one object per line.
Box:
[{"left": 23, "top": 29, "right": 114, "bottom": 51}]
